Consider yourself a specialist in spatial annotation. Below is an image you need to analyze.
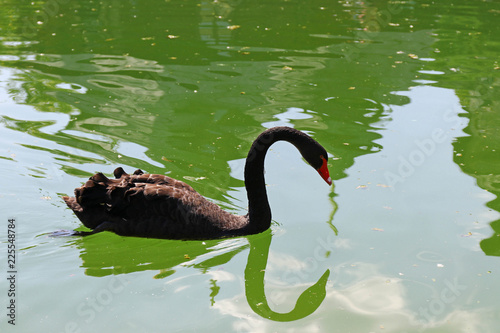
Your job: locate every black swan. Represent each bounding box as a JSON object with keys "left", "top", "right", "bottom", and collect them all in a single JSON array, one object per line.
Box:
[{"left": 62, "top": 127, "right": 332, "bottom": 239}]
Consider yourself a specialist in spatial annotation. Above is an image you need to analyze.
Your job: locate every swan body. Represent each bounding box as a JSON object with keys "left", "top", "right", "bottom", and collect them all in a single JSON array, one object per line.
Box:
[{"left": 63, "top": 127, "right": 331, "bottom": 239}]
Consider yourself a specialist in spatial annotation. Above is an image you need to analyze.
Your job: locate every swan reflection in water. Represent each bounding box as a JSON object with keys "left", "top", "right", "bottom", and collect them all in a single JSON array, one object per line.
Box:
[
  {"left": 244, "top": 231, "right": 330, "bottom": 321},
  {"left": 65, "top": 229, "right": 331, "bottom": 322}
]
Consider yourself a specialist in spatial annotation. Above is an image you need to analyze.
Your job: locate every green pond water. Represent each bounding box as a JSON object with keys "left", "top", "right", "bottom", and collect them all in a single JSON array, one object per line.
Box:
[{"left": 1, "top": 0, "right": 500, "bottom": 332}]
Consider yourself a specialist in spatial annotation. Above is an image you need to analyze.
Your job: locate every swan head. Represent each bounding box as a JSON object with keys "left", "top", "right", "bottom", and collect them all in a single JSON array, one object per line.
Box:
[
  {"left": 316, "top": 155, "right": 332, "bottom": 186},
  {"left": 300, "top": 142, "right": 332, "bottom": 186}
]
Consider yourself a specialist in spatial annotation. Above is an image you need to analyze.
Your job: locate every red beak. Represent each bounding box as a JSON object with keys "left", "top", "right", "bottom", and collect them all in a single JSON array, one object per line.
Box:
[{"left": 317, "top": 156, "right": 332, "bottom": 185}]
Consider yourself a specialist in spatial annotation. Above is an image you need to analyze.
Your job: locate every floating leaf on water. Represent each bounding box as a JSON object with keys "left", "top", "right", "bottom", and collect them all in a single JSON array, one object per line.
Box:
[
  {"left": 183, "top": 176, "right": 206, "bottom": 182},
  {"left": 227, "top": 25, "right": 241, "bottom": 30}
]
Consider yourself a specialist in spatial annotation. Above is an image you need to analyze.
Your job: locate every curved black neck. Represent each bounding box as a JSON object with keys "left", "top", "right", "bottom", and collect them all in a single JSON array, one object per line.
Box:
[{"left": 244, "top": 127, "right": 317, "bottom": 234}]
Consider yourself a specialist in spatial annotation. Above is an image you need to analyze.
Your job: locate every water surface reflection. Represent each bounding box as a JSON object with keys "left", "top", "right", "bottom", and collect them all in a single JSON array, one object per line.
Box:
[{"left": 71, "top": 229, "right": 331, "bottom": 322}]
